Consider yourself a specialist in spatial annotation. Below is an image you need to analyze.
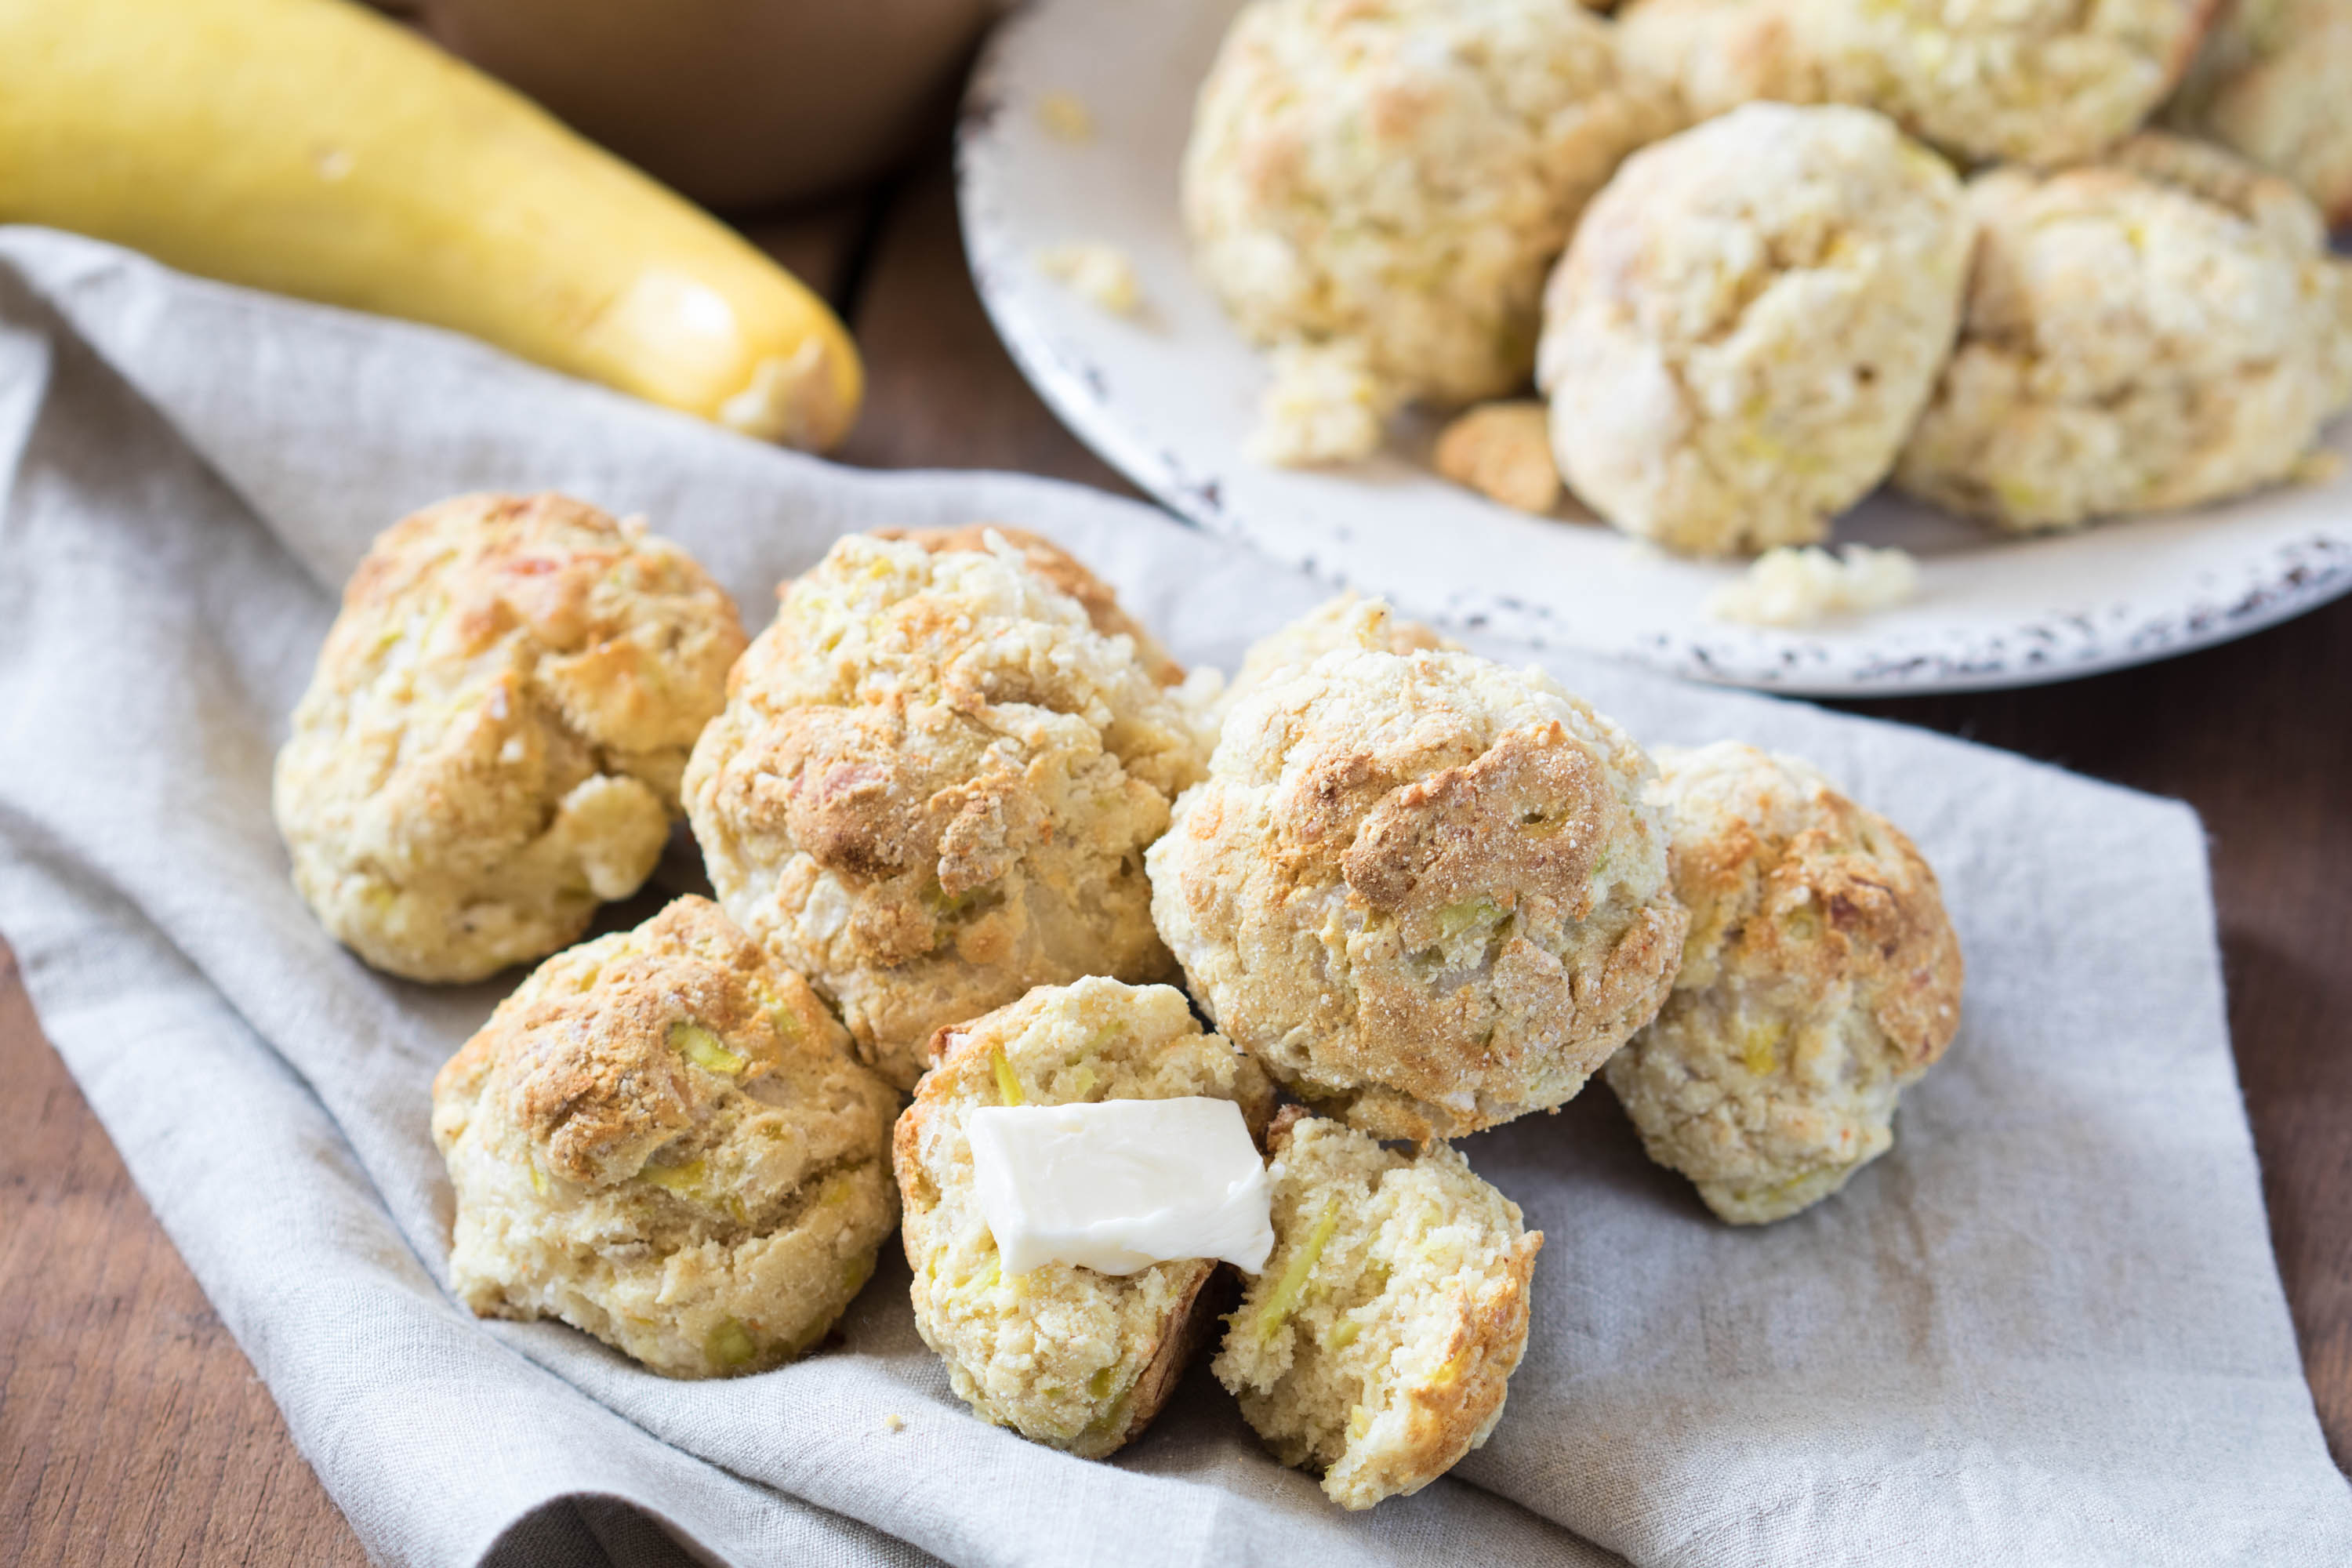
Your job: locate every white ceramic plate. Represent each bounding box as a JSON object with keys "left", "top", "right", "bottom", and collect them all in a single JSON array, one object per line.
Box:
[{"left": 956, "top": 0, "right": 2352, "bottom": 695}]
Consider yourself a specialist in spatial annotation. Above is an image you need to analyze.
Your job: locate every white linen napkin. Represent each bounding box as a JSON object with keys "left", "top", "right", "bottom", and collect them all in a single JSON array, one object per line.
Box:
[{"left": 1, "top": 227, "right": 2343, "bottom": 1568}]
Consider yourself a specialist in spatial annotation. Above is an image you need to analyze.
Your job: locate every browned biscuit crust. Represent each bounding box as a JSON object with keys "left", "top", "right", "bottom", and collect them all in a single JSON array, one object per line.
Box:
[
  {"left": 274, "top": 492, "right": 745, "bottom": 982},
  {"left": 431, "top": 896, "right": 900, "bottom": 1376}
]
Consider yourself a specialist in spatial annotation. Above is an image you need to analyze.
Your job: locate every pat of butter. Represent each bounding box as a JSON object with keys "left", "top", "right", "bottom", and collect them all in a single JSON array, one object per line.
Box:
[{"left": 966, "top": 1098, "right": 1273, "bottom": 1277}]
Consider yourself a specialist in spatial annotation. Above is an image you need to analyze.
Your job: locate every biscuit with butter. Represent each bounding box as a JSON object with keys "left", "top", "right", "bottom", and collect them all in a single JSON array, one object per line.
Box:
[{"left": 893, "top": 978, "right": 1277, "bottom": 1457}]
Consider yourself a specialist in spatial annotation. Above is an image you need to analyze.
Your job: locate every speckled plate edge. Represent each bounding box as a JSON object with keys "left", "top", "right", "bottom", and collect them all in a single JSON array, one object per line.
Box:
[{"left": 954, "top": 0, "right": 2352, "bottom": 696}]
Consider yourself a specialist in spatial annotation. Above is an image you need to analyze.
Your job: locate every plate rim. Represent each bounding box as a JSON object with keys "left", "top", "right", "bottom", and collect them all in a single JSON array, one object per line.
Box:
[{"left": 953, "top": 0, "right": 2352, "bottom": 698}]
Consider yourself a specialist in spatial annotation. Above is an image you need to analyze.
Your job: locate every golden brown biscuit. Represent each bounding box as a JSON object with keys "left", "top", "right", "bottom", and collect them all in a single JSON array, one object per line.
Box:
[
  {"left": 1896, "top": 134, "right": 2352, "bottom": 532},
  {"left": 683, "top": 530, "right": 1210, "bottom": 1090},
  {"left": 431, "top": 896, "right": 900, "bottom": 1376},
  {"left": 1149, "top": 599, "right": 1686, "bottom": 1142},
  {"left": 893, "top": 978, "right": 1276, "bottom": 1457},
  {"left": 1605, "top": 743, "right": 1963, "bottom": 1223},
  {"left": 1212, "top": 1109, "right": 1542, "bottom": 1510},
  {"left": 273, "top": 492, "right": 745, "bottom": 982}
]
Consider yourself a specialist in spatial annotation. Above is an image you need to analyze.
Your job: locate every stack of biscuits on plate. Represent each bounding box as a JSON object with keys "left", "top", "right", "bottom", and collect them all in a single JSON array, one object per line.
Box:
[
  {"left": 276, "top": 495, "right": 1962, "bottom": 1508},
  {"left": 1181, "top": 0, "right": 2352, "bottom": 557}
]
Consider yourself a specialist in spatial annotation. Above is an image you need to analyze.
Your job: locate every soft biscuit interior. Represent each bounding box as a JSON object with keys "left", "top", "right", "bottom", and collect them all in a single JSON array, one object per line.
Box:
[
  {"left": 895, "top": 978, "right": 1276, "bottom": 1458},
  {"left": 1213, "top": 1111, "right": 1543, "bottom": 1510}
]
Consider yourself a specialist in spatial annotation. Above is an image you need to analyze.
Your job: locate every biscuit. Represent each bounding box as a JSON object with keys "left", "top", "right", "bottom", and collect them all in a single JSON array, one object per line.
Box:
[
  {"left": 1182, "top": 0, "right": 1675, "bottom": 454},
  {"left": 1604, "top": 743, "right": 1962, "bottom": 1224},
  {"left": 1150, "top": 599, "right": 1686, "bottom": 1142},
  {"left": 1804, "top": 0, "right": 2214, "bottom": 166},
  {"left": 1212, "top": 1109, "right": 1542, "bottom": 1510},
  {"left": 1538, "top": 103, "right": 1973, "bottom": 556},
  {"left": 2168, "top": 0, "right": 2352, "bottom": 230},
  {"left": 893, "top": 978, "right": 1277, "bottom": 1457},
  {"left": 274, "top": 493, "right": 745, "bottom": 982},
  {"left": 431, "top": 896, "right": 900, "bottom": 1376},
  {"left": 683, "top": 530, "right": 1210, "bottom": 1091},
  {"left": 1895, "top": 134, "right": 2352, "bottom": 532}
]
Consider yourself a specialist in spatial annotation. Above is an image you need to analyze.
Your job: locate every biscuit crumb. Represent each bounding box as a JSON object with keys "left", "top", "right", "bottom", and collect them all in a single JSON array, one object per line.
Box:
[
  {"left": 881, "top": 1414, "right": 906, "bottom": 1433},
  {"left": 1035, "top": 242, "right": 1142, "bottom": 318},
  {"left": 1247, "top": 341, "right": 1397, "bottom": 466},
  {"left": 1433, "top": 401, "right": 1561, "bottom": 514},
  {"left": 1704, "top": 544, "right": 1919, "bottom": 627},
  {"left": 1036, "top": 91, "right": 1095, "bottom": 143}
]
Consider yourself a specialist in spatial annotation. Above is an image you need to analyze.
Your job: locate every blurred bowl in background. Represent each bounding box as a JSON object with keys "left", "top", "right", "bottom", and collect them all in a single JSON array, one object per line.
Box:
[{"left": 379, "top": 0, "right": 1002, "bottom": 209}]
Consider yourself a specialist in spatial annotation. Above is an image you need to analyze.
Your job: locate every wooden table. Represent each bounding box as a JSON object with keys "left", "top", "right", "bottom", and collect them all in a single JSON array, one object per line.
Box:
[{"left": 5, "top": 154, "right": 2347, "bottom": 1566}]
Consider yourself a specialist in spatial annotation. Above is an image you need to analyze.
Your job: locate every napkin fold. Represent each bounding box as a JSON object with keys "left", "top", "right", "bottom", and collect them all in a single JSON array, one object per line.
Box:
[{"left": 2, "top": 228, "right": 2344, "bottom": 1568}]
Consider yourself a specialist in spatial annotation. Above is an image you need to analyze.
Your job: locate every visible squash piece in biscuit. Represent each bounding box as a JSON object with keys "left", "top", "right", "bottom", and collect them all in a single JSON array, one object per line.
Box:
[{"left": 1213, "top": 1111, "right": 1542, "bottom": 1509}]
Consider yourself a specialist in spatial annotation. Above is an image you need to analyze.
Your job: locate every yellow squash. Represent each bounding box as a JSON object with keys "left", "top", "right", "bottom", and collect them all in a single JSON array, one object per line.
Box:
[{"left": 0, "top": 0, "right": 862, "bottom": 449}]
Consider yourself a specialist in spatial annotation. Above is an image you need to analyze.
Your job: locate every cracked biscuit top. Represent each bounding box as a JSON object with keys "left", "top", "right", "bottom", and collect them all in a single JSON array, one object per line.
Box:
[
  {"left": 273, "top": 492, "right": 745, "bottom": 982},
  {"left": 430, "top": 896, "right": 900, "bottom": 1377},
  {"left": 1150, "top": 599, "right": 1686, "bottom": 1142},
  {"left": 683, "top": 530, "right": 1210, "bottom": 1090}
]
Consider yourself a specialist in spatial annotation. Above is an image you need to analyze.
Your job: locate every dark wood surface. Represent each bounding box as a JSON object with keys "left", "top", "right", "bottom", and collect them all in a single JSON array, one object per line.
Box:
[{"left": 2, "top": 156, "right": 2345, "bottom": 1568}]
